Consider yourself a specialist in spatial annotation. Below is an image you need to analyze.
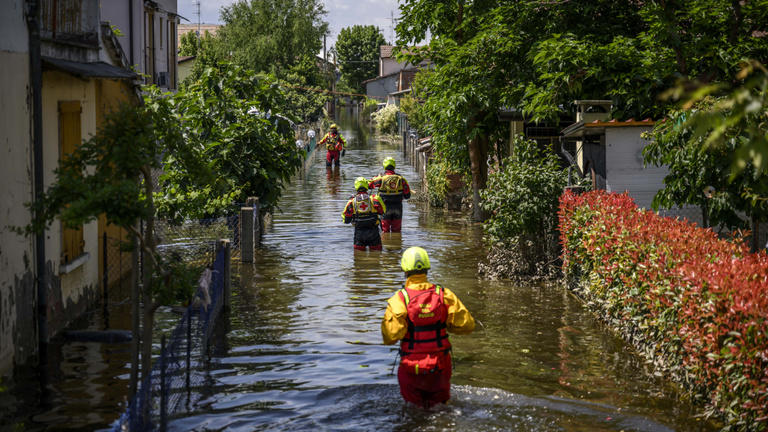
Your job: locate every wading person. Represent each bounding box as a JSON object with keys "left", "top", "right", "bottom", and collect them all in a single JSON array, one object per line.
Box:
[
  {"left": 368, "top": 157, "right": 411, "bottom": 232},
  {"left": 319, "top": 123, "right": 346, "bottom": 167},
  {"left": 342, "top": 177, "right": 386, "bottom": 251},
  {"left": 381, "top": 247, "right": 475, "bottom": 408}
]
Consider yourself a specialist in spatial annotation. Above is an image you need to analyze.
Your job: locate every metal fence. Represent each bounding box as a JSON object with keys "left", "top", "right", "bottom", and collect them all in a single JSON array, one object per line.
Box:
[{"left": 111, "top": 245, "right": 228, "bottom": 432}]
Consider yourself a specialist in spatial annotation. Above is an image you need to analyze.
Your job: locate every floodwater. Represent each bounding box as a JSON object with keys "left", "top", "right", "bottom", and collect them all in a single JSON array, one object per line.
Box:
[
  {"left": 0, "top": 108, "right": 719, "bottom": 431},
  {"left": 169, "top": 109, "right": 718, "bottom": 431}
]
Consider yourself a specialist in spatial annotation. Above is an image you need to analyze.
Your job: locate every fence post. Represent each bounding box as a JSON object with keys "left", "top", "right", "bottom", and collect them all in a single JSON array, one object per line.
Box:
[
  {"left": 246, "top": 196, "right": 261, "bottom": 247},
  {"left": 102, "top": 232, "right": 109, "bottom": 327},
  {"left": 240, "top": 204, "right": 254, "bottom": 263},
  {"left": 185, "top": 310, "right": 191, "bottom": 405},
  {"left": 217, "top": 239, "right": 232, "bottom": 309},
  {"left": 160, "top": 334, "right": 167, "bottom": 432}
]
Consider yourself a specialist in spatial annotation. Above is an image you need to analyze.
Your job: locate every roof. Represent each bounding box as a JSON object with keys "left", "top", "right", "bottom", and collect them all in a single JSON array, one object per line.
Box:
[
  {"left": 42, "top": 56, "right": 136, "bottom": 79},
  {"left": 562, "top": 118, "right": 656, "bottom": 138},
  {"left": 178, "top": 55, "right": 196, "bottom": 63},
  {"left": 380, "top": 45, "right": 394, "bottom": 58}
]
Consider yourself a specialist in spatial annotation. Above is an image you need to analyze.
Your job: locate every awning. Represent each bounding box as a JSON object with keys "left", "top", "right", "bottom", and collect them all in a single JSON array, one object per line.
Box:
[{"left": 42, "top": 56, "right": 136, "bottom": 80}]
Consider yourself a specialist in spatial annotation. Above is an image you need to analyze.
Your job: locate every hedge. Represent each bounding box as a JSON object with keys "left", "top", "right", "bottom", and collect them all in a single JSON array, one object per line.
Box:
[{"left": 559, "top": 190, "right": 768, "bottom": 431}]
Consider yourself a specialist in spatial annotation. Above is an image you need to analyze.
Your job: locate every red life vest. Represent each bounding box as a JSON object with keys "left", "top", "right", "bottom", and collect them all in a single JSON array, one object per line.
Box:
[{"left": 398, "top": 284, "right": 451, "bottom": 355}]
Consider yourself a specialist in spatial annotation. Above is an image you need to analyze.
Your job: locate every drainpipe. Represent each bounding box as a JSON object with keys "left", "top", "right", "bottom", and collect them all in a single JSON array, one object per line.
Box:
[
  {"left": 26, "top": 0, "right": 48, "bottom": 366},
  {"left": 128, "top": 0, "right": 134, "bottom": 65}
]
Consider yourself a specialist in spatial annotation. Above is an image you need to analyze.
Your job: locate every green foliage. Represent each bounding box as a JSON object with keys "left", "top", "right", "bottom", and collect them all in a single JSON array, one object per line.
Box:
[
  {"left": 362, "top": 97, "right": 379, "bottom": 118},
  {"left": 335, "top": 25, "right": 386, "bottom": 93},
  {"left": 216, "top": 0, "right": 328, "bottom": 74},
  {"left": 27, "top": 89, "right": 185, "bottom": 234},
  {"left": 644, "top": 61, "right": 768, "bottom": 231},
  {"left": 371, "top": 104, "right": 399, "bottom": 135},
  {"left": 398, "top": 95, "right": 428, "bottom": 134},
  {"left": 170, "top": 62, "right": 304, "bottom": 218},
  {"left": 425, "top": 160, "right": 449, "bottom": 208},
  {"left": 481, "top": 137, "right": 567, "bottom": 243},
  {"left": 178, "top": 31, "right": 198, "bottom": 56},
  {"left": 279, "top": 56, "right": 331, "bottom": 123},
  {"left": 664, "top": 61, "right": 768, "bottom": 177}
]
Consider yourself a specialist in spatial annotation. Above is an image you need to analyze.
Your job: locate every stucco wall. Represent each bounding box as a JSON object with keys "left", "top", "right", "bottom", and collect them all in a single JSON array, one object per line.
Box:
[
  {"left": 366, "top": 75, "right": 398, "bottom": 100},
  {"left": 0, "top": 0, "right": 37, "bottom": 377},
  {"left": 41, "top": 70, "right": 100, "bottom": 336},
  {"left": 605, "top": 127, "right": 703, "bottom": 225}
]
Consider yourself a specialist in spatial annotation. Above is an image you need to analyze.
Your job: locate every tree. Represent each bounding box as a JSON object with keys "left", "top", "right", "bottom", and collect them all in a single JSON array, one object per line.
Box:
[
  {"left": 26, "top": 89, "right": 206, "bottom": 387},
  {"left": 27, "top": 63, "right": 303, "bottom": 389},
  {"left": 192, "top": 0, "right": 330, "bottom": 123},
  {"left": 216, "top": 0, "right": 328, "bottom": 74},
  {"left": 178, "top": 30, "right": 198, "bottom": 56},
  {"left": 644, "top": 61, "right": 768, "bottom": 247},
  {"left": 335, "top": 25, "right": 386, "bottom": 93}
]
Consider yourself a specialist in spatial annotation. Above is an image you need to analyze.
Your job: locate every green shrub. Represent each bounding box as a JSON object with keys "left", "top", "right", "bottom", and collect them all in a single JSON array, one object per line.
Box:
[
  {"left": 371, "top": 103, "right": 399, "bottom": 134},
  {"left": 560, "top": 190, "right": 768, "bottom": 430},
  {"left": 481, "top": 137, "right": 567, "bottom": 243},
  {"left": 362, "top": 98, "right": 379, "bottom": 118}
]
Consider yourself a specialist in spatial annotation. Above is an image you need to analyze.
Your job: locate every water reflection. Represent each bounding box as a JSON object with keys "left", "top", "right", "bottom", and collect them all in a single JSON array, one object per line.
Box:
[{"left": 168, "top": 109, "right": 717, "bottom": 431}]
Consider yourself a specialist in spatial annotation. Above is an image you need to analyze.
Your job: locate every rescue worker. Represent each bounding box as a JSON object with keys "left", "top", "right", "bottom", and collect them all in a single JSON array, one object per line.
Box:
[
  {"left": 368, "top": 157, "right": 411, "bottom": 232},
  {"left": 319, "top": 123, "right": 346, "bottom": 167},
  {"left": 381, "top": 247, "right": 475, "bottom": 408},
  {"left": 342, "top": 177, "right": 386, "bottom": 251}
]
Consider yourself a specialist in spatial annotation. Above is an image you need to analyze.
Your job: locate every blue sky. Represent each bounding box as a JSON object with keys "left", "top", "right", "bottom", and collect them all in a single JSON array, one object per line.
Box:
[{"left": 177, "top": 0, "right": 401, "bottom": 47}]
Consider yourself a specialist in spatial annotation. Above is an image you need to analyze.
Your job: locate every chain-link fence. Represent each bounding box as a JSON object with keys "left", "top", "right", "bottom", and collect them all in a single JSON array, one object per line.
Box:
[{"left": 111, "top": 244, "right": 228, "bottom": 432}]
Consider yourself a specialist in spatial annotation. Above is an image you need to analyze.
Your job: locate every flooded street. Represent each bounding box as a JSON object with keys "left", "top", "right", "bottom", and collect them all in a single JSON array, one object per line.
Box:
[
  {"left": 0, "top": 109, "right": 717, "bottom": 431},
  {"left": 168, "top": 109, "right": 717, "bottom": 431}
]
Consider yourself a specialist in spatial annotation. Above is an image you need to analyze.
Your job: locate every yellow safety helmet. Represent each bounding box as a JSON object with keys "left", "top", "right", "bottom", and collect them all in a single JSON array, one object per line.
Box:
[
  {"left": 383, "top": 157, "right": 396, "bottom": 170},
  {"left": 330, "top": 123, "right": 338, "bottom": 129},
  {"left": 354, "top": 177, "right": 369, "bottom": 191},
  {"left": 401, "top": 247, "right": 431, "bottom": 272}
]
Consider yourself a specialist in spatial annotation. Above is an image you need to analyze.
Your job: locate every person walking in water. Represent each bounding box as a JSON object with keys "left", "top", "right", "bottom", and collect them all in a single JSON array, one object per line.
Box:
[
  {"left": 368, "top": 157, "right": 411, "bottom": 232},
  {"left": 319, "top": 123, "right": 346, "bottom": 167},
  {"left": 342, "top": 177, "right": 386, "bottom": 251},
  {"left": 382, "top": 247, "right": 475, "bottom": 408}
]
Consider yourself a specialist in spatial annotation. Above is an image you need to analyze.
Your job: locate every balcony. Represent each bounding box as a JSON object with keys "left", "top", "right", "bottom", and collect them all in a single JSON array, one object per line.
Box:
[{"left": 40, "top": 0, "right": 99, "bottom": 48}]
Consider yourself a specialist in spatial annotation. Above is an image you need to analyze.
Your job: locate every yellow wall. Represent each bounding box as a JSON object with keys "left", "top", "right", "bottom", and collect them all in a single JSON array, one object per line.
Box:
[
  {"left": 41, "top": 70, "right": 99, "bottom": 332},
  {"left": 177, "top": 58, "right": 195, "bottom": 83},
  {"left": 95, "top": 79, "right": 137, "bottom": 290}
]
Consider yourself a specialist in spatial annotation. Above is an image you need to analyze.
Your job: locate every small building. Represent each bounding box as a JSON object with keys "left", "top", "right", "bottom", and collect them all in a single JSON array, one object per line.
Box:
[
  {"left": 378, "top": 45, "right": 429, "bottom": 77},
  {"left": 177, "top": 55, "right": 196, "bottom": 82},
  {"left": 561, "top": 101, "right": 702, "bottom": 224},
  {"left": 363, "top": 69, "right": 417, "bottom": 103}
]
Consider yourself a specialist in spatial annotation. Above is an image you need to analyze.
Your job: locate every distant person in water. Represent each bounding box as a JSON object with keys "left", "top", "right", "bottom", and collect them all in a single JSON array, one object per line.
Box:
[
  {"left": 319, "top": 123, "right": 346, "bottom": 167},
  {"left": 382, "top": 247, "right": 475, "bottom": 408},
  {"left": 368, "top": 157, "right": 411, "bottom": 232},
  {"left": 342, "top": 177, "right": 386, "bottom": 250}
]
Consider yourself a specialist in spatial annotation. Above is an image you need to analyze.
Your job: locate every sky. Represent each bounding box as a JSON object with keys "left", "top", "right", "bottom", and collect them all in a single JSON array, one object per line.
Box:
[{"left": 177, "top": 0, "right": 402, "bottom": 48}]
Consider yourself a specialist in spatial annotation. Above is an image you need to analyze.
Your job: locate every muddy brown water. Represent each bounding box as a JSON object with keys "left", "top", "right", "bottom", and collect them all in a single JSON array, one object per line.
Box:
[{"left": 0, "top": 109, "right": 718, "bottom": 431}]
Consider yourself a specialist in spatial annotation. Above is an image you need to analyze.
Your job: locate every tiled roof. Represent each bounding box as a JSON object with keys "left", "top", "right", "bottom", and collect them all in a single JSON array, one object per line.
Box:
[
  {"left": 585, "top": 118, "right": 655, "bottom": 127},
  {"left": 380, "top": 45, "right": 394, "bottom": 58}
]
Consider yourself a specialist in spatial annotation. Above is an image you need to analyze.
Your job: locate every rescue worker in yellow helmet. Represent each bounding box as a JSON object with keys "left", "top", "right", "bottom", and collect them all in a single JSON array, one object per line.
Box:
[
  {"left": 342, "top": 177, "right": 386, "bottom": 250},
  {"left": 368, "top": 157, "right": 411, "bottom": 232},
  {"left": 319, "top": 123, "right": 346, "bottom": 167},
  {"left": 381, "top": 247, "right": 474, "bottom": 407}
]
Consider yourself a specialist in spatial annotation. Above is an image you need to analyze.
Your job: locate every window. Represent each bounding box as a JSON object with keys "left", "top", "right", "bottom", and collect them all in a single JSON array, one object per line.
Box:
[{"left": 59, "top": 101, "right": 84, "bottom": 264}]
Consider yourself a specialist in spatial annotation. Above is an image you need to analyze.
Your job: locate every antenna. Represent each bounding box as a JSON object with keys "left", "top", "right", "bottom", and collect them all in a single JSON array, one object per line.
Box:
[
  {"left": 388, "top": 10, "right": 397, "bottom": 44},
  {"left": 194, "top": 0, "right": 201, "bottom": 35}
]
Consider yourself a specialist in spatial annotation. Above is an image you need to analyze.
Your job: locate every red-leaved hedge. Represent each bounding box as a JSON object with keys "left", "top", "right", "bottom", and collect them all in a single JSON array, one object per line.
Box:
[{"left": 559, "top": 190, "right": 768, "bottom": 430}]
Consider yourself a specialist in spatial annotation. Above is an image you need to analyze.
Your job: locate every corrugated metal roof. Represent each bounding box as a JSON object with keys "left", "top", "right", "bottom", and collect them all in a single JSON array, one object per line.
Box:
[{"left": 42, "top": 56, "right": 136, "bottom": 79}]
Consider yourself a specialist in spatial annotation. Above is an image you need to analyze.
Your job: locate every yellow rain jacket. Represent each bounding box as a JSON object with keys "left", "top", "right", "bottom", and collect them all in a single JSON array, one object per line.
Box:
[{"left": 382, "top": 273, "right": 475, "bottom": 345}]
